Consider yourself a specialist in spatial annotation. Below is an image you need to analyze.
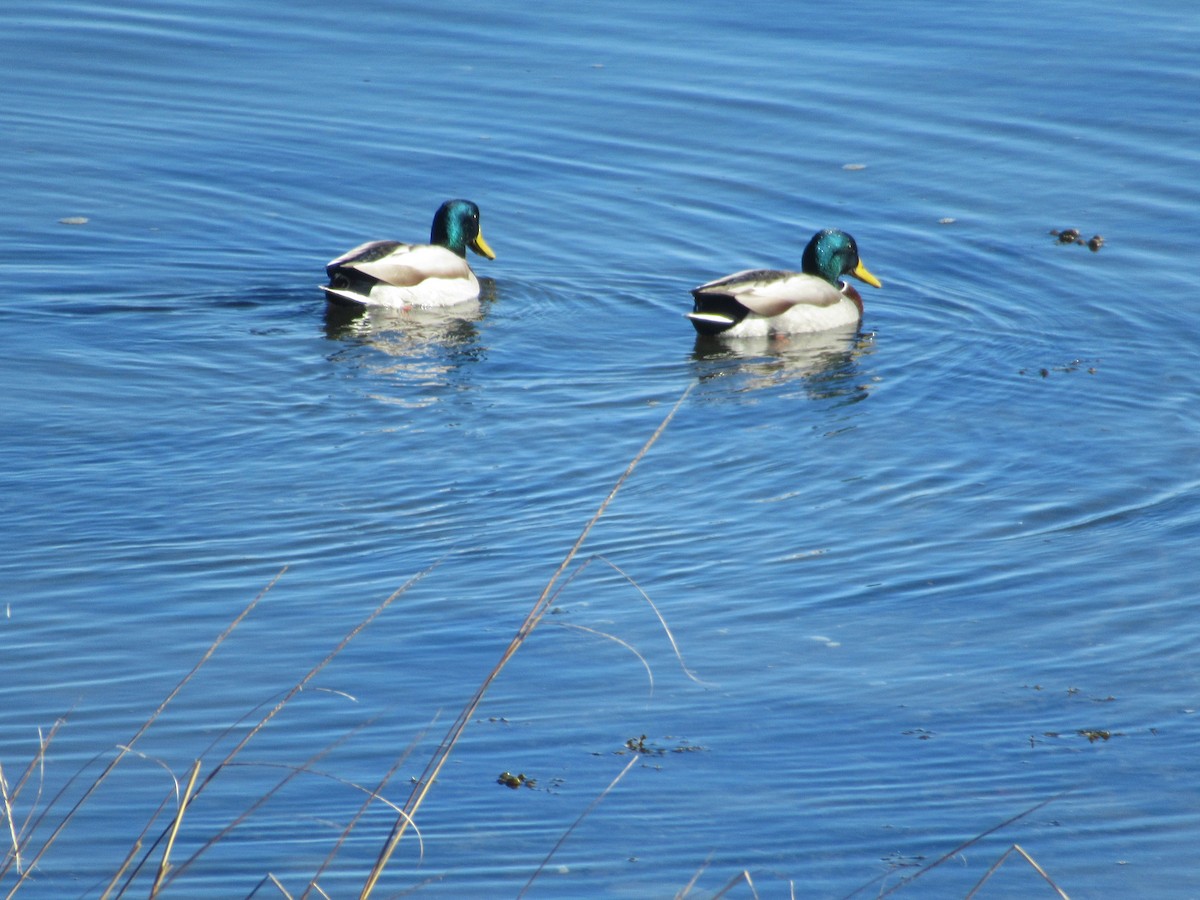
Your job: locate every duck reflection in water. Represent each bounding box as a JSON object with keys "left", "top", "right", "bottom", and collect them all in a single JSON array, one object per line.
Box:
[
  {"left": 691, "top": 325, "right": 876, "bottom": 403},
  {"left": 322, "top": 278, "right": 496, "bottom": 390}
]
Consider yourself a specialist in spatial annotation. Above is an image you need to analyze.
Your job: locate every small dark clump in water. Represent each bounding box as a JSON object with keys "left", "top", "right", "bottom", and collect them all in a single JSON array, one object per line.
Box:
[
  {"left": 497, "top": 771, "right": 536, "bottom": 789},
  {"left": 1050, "top": 227, "right": 1104, "bottom": 251}
]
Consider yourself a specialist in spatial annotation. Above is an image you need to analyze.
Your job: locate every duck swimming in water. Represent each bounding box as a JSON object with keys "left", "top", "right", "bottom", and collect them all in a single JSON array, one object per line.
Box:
[
  {"left": 688, "top": 228, "right": 880, "bottom": 337},
  {"left": 322, "top": 199, "right": 495, "bottom": 308}
]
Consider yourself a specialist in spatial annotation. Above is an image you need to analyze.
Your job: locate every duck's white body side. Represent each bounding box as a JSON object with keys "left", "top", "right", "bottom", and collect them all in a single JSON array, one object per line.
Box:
[
  {"left": 688, "top": 268, "right": 865, "bottom": 337},
  {"left": 323, "top": 240, "right": 481, "bottom": 309}
]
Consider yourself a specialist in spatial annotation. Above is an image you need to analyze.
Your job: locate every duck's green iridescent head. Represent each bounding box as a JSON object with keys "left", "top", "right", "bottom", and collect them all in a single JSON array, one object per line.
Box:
[
  {"left": 801, "top": 229, "right": 881, "bottom": 289},
  {"left": 430, "top": 199, "right": 495, "bottom": 260}
]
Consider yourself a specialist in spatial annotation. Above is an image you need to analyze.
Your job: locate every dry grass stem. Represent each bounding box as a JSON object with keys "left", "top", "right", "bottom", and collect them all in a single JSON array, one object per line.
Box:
[
  {"left": 964, "top": 843, "right": 1069, "bottom": 899},
  {"left": 675, "top": 854, "right": 714, "bottom": 899},
  {"left": 162, "top": 718, "right": 374, "bottom": 890},
  {"left": 359, "top": 384, "right": 694, "bottom": 900},
  {"left": 99, "top": 838, "right": 142, "bottom": 900},
  {"left": 837, "top": 790, "right": 1071, "bottom": 899},
  {"left": 246, "top": 872, "right": 295, "bottom": 898},
  {"left": 552, "top": 621, "right": 655, "bottom": 693},
  {"left": 517, "top": 753, "right": 641, "bottom": 898},
  {"left": 0, "top": 719, "right": 64, "bottom": 884},
  {"left": 4, "top": 568, "right": 284, "bottom": 896},
  {"left": 597, "top": 556, "right": 711, "bottom": 687},
  {"left": 114, "top": 746, "right": 184, "bottom": 801},
  {"left": 150, "top": 563, "right": 436, "bottom": 895},
  {"left": 0, "top": 764, "right": 18, "bottom": 877},
  {"left": 102, "top": 742, "right": 190, "bottom": 892},
  {"left": 149, "top": 758, "right": 201, "bottom": 898},
  {"left": 301, "top": 722, "right": 431, "bottom": 900},
  {"left": 107, "top": 780, "right": 183, "bottom": 897},
  {"left": 3, "top": 561, "right": 435, "bottom": 896},
  {"left": 226, "top": 761, "right": 410, "bottom": 820},
  {"left": 711, "top": 869, "right": 758, "bottom": 900},
  {"left": 189, "top": 563, "right": 437, "bottom": 810}
]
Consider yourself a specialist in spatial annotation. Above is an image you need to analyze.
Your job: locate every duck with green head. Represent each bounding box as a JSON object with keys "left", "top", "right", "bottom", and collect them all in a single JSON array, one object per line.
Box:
[
  {"left": 688, "top": 228, "right": 881, "bottom": 337},
  {"left": 322, "top": 199, "right": 495, "bottom": 308}
]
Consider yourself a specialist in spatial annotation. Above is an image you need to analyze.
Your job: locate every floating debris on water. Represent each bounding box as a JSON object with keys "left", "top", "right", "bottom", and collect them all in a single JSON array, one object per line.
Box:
[
  {"left": 497, "top": 771, "right": 537, "bottom": 789},
  {"left": 1050, "top": 227, "right": 1104, "bottom": 251},
  {"left": 882, "top": 850, "right": 928, "bottom": 870},
  {"left": 842, "top": 163, "right": 867, "bottom": 170},
  {"left": 938, "top": 217, "right": 956, "bottom": 224},
  {"left": 611, "top": 734, "right": 706, "bottom": 757},
  {"left": 59, "top": 216, "right": 89, "bottom": 225},
  {"left": 1033, "top": 728, "right": 1125, "bottom": 746},
  {"left": 1019, "top": 358, "right": 1100, "bottom": 378}
]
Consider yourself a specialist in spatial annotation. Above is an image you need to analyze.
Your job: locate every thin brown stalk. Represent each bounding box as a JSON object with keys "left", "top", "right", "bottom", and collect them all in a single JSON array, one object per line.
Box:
[
  {"left": 675, "top": 854, "right": 714, "bottom": 899},
  {"left": 149, "top": 758, "right": 201, "bottom": 898},
  {"left": 113, "top": 683, "right": 321, "bottom": 890},
  {"left": 552, "top": 621, "right": 655, "bottom": 693},
  {"left": 301, "top": 721, "right": 431, "bottom": 900},
  {"left": 109, "top": 768, "right": 193, "bottom": 899},
  {"left": 0, "top": 719, "right": 64, "bottom": 883},
  {"left": 270, "top": 873, "right": 296, "bottom": 899},
  {"left": 189, "top": 562, "right": 436, "bottom": 808},
  {"left": 271, "top": 873, "right": 296, "bottom": 900},
  {"left": 129, "top": 563, "right": 435, "bottom": 897},
  {"left": 165, "top": 716, "right": 387, "bottom": 890},
  {"left": 712, "top": 869, "right": 758, "bottom": 900},
  {"left": 964, "top": 843, "right": 1069, "bottom": 900},
  {"left": 99, "top": 838, "right": 142, "bottom": 900},
  {"left": 100, "top": 746, "right": 195, "bottom": 898},
  {"left": 222, "top": 761, "right": 411, "bottom": 821},
  {"left": 6, "top": 568, "right": 283, "bottom": 898},
  {"left": 517, "top": 753, "right": 641, "bottom": 898},
  {"left": 964, "top": 846, "right": 1017, "bottom": 899},
  {"left": 8, "top": 719, "right": 63, "bottom": 810},
  {"left": 113, "top": 745, "right": 184, "bottom": 803},
  {"left": 0, "top": 764, "right": 18, "bottom": 877},
  {"left": 596, "top": 556, "right": 711, "bottom": 687},
  {"left": 839, "top": 789, "right": 1072, "bottom": 899},
  {"left": 9, "top": 746, "right": 130, "bottom": 889},
  {"left": 359, "top": 383, "right": 694, "bottom": 900},
  {"left": 1012, "top": 844, "right": 1069, "bottom": 898},
  {"left": 245, "top": 872, "right": 295, "bottom": 899}
]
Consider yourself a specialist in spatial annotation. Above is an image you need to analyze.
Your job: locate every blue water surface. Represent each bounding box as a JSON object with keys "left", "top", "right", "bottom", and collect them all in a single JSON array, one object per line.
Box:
[{"left": 2, "top": 1, "right": 1199, "bottom": 897}]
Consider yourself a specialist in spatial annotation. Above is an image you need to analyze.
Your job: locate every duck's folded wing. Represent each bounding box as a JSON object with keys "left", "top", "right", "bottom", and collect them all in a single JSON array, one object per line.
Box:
[
  {"left": 692, "top": 269, "right": 841, "bottom": 317},
  {"left": 326, "top": 240, "right": 403, "bottom": 270},
  {"left": 327, "top": 242, "right": 470, "bottom": 286}
]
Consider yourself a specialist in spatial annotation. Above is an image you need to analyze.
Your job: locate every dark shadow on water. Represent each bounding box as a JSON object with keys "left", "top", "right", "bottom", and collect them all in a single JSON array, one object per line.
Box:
[
  {"left": 34, "top": 285, "right": 294, "bottom": 318},
  {"left": 689, "top": 326, "right": 876, "bottom": 404}
]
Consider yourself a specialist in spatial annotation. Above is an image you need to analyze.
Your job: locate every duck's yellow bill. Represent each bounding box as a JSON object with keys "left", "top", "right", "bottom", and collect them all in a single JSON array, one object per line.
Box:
[
  {"left": 472, "top": 232, "right": 496, "bottom": 260},
  {"left": 853, "top": 260, "right": 881, "bottom": 288}
]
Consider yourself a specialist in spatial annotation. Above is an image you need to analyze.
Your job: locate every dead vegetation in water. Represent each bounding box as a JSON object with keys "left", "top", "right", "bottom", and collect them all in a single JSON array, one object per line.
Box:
[
  {"left": 1018, "top": 358, "right": 1099, "bottom": 378},
  {"left": 1, "top": 380, "right": 1074, "bottom": 898},
  {"left": 1049, "top": 228, "right": 1104, "bottom": 252}
]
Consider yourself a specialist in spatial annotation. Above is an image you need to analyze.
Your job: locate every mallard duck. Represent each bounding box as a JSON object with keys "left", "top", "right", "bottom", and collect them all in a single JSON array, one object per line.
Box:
[
  {"left": 321, "top": 199, "right": 495, "bottom": 308},
  {"left": 687, "top": 228, "right": 881, "bottom": 337}
]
